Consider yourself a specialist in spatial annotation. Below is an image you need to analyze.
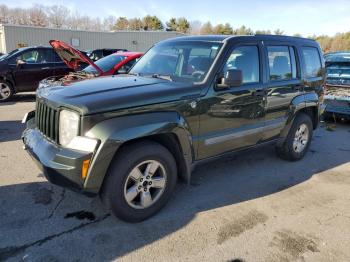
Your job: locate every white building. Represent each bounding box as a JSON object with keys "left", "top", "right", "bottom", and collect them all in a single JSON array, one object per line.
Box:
[{"left": 0, "top": 24, "right": 183, "bottom": 53}]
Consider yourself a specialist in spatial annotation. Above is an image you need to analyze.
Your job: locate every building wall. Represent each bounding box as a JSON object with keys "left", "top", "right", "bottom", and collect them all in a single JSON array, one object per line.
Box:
[{"left": 0, "top": 24, "right": 183, "bottom": 53}]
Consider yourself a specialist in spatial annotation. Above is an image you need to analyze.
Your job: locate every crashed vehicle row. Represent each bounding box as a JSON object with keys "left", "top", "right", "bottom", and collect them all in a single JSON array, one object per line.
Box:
[
  {"left": 0, "top": 41, "right": 142, "bottom": 101},
  {"left": 323, "top": 52, "right": 350, "bottom": 119}
]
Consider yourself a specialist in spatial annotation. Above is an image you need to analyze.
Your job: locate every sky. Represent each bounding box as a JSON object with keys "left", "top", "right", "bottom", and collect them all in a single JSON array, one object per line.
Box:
[{"left": 2, "top": 0, "right": 350, "bottom": 36}]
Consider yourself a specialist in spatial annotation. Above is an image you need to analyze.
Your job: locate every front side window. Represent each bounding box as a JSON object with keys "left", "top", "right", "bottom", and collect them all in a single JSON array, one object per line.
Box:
[
  {"left": 14, "top": 50, "right": 42, "bottom": 64},
  {"left": 302, "top": 47, "right": 322, "bottom": 78},
  {"left": 224, "top": 46, "right": 260, "bottom": 84},
  {"left": 267, "top": 46, "right": 295, "bottom": 81},
  {"left": 130, "top": 41, "right": 222, "bottom": 83}
]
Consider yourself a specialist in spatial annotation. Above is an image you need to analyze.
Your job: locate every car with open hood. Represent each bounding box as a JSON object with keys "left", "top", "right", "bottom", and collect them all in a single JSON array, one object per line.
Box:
[
  {"left": 39, "top": 40, "right": 143, "bottom": 88},
  {"left": 23, "top": 35, "right": 324, "bottom": 222},
  {"left": 323, "top": 52, "right": 350, "bottom": 119}
]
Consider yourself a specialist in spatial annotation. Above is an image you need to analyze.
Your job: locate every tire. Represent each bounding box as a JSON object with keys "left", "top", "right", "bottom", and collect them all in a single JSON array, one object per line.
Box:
[
  {"left": 0, "top": 81, "right": 15, "bottom": 102},
  {"left": 100, "top": 140, "right": 177, "bottom": 222},
  {"left": 276, "top": 113, "right": 313, "bottom": 161}
]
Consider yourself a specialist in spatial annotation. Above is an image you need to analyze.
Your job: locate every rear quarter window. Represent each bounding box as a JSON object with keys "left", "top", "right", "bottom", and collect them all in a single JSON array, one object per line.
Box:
[{"left": 302, "top": 47, "right": 322, "bottom": 78}]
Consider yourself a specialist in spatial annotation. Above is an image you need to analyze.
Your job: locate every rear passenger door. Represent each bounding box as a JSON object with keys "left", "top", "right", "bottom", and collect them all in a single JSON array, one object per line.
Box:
[
  {"left": 42, "top": 48, "right": 72, "bottom": 77},
  {"left": 263, "top": 43, "right": 303, "bottom": 140}
]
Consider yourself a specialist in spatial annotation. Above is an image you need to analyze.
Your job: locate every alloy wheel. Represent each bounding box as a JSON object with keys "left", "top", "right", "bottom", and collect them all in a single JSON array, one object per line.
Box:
[
  {"left": 293, "top": 123, "right": 309, "bottom": 153},
  {"left": 0, "top": 83, "right": 11, "bottom": 100},
  {"left": 124, "top": 160, "right": 167, "bottom": 209}
]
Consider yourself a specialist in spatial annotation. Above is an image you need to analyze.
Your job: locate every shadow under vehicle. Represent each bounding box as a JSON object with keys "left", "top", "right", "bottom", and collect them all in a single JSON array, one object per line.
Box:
[{"left": 22, "top": 35, "right": 325, "bottom": 222}]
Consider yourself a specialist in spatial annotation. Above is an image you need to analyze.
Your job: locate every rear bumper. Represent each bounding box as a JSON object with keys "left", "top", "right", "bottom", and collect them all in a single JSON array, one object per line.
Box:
[{"left": 22, "top": 119, "right": 96, "bottom": 196}]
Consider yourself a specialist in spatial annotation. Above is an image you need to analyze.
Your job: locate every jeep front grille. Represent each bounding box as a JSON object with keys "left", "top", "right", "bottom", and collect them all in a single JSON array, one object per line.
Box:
[{"left": 35, "top": 100, "right": 59, "bottom": 143}]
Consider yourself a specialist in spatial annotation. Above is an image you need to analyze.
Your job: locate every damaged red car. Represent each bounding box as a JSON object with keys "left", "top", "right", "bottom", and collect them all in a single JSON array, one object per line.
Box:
[{"left": 39, "top": 40, "right": 143, "bottom": 88}]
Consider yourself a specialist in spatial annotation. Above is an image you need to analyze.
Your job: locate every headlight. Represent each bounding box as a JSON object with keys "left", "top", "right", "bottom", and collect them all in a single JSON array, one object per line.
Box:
[{"left": 59, "top": 110, "right": 79, "bottom": 146}]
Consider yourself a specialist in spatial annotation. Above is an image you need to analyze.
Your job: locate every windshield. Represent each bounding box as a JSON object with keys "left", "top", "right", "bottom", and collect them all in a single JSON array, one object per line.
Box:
[
  {"left": 0, "top": 49, "right": 20, "bottom": 61},
  {"left": 83, "top": 54, "right": 127, "bottom": 73},
  {"left": 129, "top": 41, "right": 222, "bottom": 83}
]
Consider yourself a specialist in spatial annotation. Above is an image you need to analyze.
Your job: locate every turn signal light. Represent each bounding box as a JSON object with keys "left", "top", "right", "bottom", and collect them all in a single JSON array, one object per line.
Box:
[{"left": 82, "top": 159, "right": 90, "bottom": 179}]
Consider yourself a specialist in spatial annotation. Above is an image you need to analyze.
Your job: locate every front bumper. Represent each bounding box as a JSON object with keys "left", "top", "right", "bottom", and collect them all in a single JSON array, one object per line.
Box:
[
  {"left": 22, "top": 118, "right": 95, "bottom": 195},
  {"left": 324, "top": 96, "right": 350, "bottom": 117}
]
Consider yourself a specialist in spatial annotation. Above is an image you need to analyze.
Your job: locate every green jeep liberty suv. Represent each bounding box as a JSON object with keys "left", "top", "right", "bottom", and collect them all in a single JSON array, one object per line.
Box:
[{"left": 22, "top": 35, "right": 325, "bottom": 222}]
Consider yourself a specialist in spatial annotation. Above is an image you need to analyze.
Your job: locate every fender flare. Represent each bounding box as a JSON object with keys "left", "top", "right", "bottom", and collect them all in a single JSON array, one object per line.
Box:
[
  {"left": 83, "top": 112, "right": 194, "bottom": 193},
  {"left": 277, "top": 92, "right": 320, "bottom": 146}
]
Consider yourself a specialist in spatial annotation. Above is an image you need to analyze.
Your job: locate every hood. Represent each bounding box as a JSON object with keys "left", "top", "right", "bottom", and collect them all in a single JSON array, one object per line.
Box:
[
  {"left": 36, "top": 75, "right": 199, "bottom": 115},
  {"left": 49, "top": 40, "right": 103, "bottom": 74}
]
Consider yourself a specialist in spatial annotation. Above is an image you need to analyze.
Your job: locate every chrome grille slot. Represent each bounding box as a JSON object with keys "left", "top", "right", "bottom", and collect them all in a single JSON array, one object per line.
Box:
[{"left": 35, "top": 100, "right": 59, "bottom": 143}]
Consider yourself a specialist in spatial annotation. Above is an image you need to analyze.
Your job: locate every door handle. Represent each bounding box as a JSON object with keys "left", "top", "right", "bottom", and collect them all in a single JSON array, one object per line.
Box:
[
  {"left": 41, "top": 67, "right": 50, "bottom": 70},
  {"left": 253, "top": 89, "right": 266, "bottom": 97}
]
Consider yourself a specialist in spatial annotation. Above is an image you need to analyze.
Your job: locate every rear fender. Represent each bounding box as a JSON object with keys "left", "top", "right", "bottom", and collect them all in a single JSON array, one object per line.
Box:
[
  {"left": 277, "top": 93, "right": 319, "bottom": 146},
  {"left": 83, "top": 112, "right": 194, "bottom": 193}
]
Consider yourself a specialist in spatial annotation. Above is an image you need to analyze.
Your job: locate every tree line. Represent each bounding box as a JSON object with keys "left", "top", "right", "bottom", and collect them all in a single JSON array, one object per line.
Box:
[{"left": 0, "top": 4, "right": 349, "bottom": 52}]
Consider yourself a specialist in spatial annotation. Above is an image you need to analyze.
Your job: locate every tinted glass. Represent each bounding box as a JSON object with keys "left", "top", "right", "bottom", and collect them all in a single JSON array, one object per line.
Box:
[
  {"left": 130, "top": 41, "right": 222, "bottom": 83},
  {"left": 0, "top": 49, "right": 20, "bottom": 61},
  {"left": 41, "top": 49, "right": 63, "bottom": 63},
  {"left": 224, "top": 46, "right": 259, "bottom": 84},
  {"left": 117, "top": 58, "right": 137, "bottom": 73},
  {"left": 267, "top": 46, "right": 293, "bottom": 81},
  {"left": 302, "top": 47, "right": 322, "bottom": 78},
  {"left": 14, "top": 50, "right": 45, "bottom": 64},
  {"left": 83, "top": 54, "right": 126, "bottom": 73}
]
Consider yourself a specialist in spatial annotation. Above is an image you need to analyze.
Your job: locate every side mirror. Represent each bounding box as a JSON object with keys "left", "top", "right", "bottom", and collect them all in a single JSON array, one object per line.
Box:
[
  {"left": 16, "top": 59, "right": 26, "bottom": 67},
  {"left": 217, "top": 69, "right": 243, "bottom": 89}
]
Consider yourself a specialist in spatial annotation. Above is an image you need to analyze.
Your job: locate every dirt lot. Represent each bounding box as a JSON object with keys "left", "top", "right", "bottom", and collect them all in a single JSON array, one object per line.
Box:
[{"left": 1, "top": 94, "right": 350, "bottom": 262}]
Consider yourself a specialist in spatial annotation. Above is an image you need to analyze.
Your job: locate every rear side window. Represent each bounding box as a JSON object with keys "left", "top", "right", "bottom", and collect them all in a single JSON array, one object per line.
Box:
[
  {"left": 302, "top": 47, "right": 322, "bottom": 78},
  {"left": 224, "top": 46, "right": 260, "bottom": 84},
  {"left": 41, "top": 49, "right": 63, "bottom": 63},
  {"left": 267, "top": 46, "right": 296, "bottom": 81}
]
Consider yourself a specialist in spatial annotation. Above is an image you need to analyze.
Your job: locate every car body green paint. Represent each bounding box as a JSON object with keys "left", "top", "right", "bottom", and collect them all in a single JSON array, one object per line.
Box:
[{"left": 22, "top": 35, "right": 324, "bottom": 195}]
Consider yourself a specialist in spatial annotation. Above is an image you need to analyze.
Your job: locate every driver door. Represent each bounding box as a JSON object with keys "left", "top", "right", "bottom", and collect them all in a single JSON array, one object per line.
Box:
[{"left": 197, "top": 42, "right": 266, "bottom": 159}]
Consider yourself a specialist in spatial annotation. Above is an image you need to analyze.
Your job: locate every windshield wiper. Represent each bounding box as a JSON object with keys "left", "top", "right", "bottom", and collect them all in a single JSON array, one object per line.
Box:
[{"left": 151, "top": 74, "right": 173, "bottom": 81}]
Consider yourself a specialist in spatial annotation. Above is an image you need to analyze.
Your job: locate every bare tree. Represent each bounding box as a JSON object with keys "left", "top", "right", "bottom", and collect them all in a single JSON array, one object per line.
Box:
[
  {"left": 102, "top": 15, "right": 117, "bottom": 31},
  {"left": 8, "top": 8, "right": 30, "bottom": 25},
  {"left": 189, "top": 20, "right": 202, "bottom": 35},
  {"left": 47, "top": 5, "right": 69, "bottom": 28},
  {"left": 29, "top": 4, "right": 48, "bottom": 27},
  {"left": 0, "top": 4, "right": 9, "bottom": 24}
]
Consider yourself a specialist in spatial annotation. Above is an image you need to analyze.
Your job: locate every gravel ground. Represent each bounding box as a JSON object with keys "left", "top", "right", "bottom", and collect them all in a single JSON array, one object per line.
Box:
[{"left": 0, "top": 93, "right": 350, "bottom": 262}]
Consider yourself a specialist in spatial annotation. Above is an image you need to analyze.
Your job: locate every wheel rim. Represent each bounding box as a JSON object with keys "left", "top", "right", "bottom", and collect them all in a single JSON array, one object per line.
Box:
[
  {"left": 0, "top": 83, "right": 11, "bottom": 100},
  {"left": 123, "top": 160, "right": 167, "bottom": 209},
  {"left": 293, "top": 123, "right": 309, "bottom": 153}
]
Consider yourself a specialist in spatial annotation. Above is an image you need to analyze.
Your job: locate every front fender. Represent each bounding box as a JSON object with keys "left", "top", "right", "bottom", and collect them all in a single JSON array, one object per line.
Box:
[
  {"left": 277, "top": 92, "right": 320, "bottom": 145},
  {"left": 83, "top": 112, "right": 194, "bottom": 193}
]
